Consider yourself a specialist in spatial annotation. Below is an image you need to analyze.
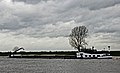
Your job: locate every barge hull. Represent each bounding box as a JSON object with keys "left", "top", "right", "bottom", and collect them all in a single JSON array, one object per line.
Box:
[{"left": 9, "top": 56, "right": 112, "bottom": 59}]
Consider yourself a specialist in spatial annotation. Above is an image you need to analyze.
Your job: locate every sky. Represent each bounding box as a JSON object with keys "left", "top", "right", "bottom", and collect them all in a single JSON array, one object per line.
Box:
[{"left": 0, "top": 0, "right": 120, "bottom": 51}]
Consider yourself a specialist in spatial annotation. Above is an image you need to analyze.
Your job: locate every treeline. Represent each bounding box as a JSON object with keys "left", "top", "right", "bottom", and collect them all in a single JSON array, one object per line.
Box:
[
  {"left": 0, "top": 51, "right": 77, "bottom": 56},
  {"left": 0, "top": 51, "right": 120, "bottom": 56},
  {"left": 110, "top": 51, "right": 120, "bottom": 56}
]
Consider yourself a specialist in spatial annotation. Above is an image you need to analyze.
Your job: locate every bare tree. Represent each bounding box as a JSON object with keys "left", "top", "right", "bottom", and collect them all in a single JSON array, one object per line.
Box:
[{"left": 69, "top": 26, "right": 88, "bottom": 52}]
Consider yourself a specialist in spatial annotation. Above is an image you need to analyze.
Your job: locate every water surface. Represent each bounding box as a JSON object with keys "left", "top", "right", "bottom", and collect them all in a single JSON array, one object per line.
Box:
[{"left": 0, "top": 57, "right": 120, "bottom": 73}]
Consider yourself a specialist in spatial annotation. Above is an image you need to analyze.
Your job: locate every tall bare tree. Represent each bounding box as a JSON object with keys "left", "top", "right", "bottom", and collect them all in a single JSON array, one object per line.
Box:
[{"left": 69, "top": 26, "right": 88, "bottom": 52}]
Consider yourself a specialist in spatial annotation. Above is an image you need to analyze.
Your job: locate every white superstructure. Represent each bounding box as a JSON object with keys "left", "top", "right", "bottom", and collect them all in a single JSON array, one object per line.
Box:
[{"left": 76, "top": 52, "right": 112, "bottom": 59}]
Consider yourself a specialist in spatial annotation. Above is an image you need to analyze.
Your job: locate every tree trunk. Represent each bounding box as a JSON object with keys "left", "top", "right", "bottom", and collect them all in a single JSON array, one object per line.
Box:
[{"left": 78, "top": 46, "right": 80, "bottom": 52}]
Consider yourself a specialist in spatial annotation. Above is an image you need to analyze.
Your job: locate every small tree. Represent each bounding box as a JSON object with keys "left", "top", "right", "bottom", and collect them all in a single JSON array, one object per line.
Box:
[{"left": 69, "top": 26, "right": 88, "bottom": 52}]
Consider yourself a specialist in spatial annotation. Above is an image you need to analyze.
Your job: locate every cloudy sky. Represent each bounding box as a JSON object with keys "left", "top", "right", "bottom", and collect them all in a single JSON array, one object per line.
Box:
[{"left": 0, "top": 0, "right": 120, "bottom": 51}]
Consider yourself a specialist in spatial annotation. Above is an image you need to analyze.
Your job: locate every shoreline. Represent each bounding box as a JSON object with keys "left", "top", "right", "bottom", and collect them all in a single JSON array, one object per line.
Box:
[{"left": 0, "top": 51, "right": 120, "bottom": 57}]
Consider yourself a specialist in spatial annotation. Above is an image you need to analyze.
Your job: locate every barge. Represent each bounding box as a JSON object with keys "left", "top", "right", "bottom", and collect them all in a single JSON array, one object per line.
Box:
[
  {"left": 9, "top": 51, "right": 112, "bottom": 59},
  {"left": 8, "top": 47, "right": 112, "bottom": 59}
]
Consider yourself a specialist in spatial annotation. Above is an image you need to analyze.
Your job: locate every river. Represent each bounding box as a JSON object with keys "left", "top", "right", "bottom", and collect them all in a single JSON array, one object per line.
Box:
[{"left": 0, "top": 56, "right": 120, "bottom": 73}]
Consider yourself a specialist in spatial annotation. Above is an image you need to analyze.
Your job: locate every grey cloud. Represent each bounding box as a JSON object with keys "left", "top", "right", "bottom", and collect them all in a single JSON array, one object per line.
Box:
[
  {"left": 12, "top": 21, "right": 78, "bottom": 38},
  {"left": 1, "top": 0, "right": 120, "bottom": 50},
  {"left": 12, "top": 0, "right": 47, "bottom": 4},
  {"left": 80, "top": 0, "right": 120, "bottom": 10},
  {"left": 12, "top": 0, "right": 120, "bottom": 10},
  {"left": 1, "top": 0, "right": 120, "bottom": 38},
  {"left": 99, "top": 34, "right": 120, "bottom": 44},
  {"left": 94, "top": 25, "right": 120, "bottom": 34}
]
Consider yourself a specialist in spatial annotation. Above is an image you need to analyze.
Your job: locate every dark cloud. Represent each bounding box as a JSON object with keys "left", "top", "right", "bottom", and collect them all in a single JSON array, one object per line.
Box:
[
  {"left": 1, "top": 0, "right": 120, "bottom": 37},
  {"left": 12, "top": 0, "right": 47, "bottom": 4},
  {"left": 12, "top": 0, "right": 120, "bottom": 10},
  {"left": 0, "top": 0, "right": 120, "bottom": 50}
]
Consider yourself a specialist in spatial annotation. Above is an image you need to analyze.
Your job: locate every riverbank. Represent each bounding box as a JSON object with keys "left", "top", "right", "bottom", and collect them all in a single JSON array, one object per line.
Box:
[{"left": 0, "top": 51, "right": 120, "bottom": 56}]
